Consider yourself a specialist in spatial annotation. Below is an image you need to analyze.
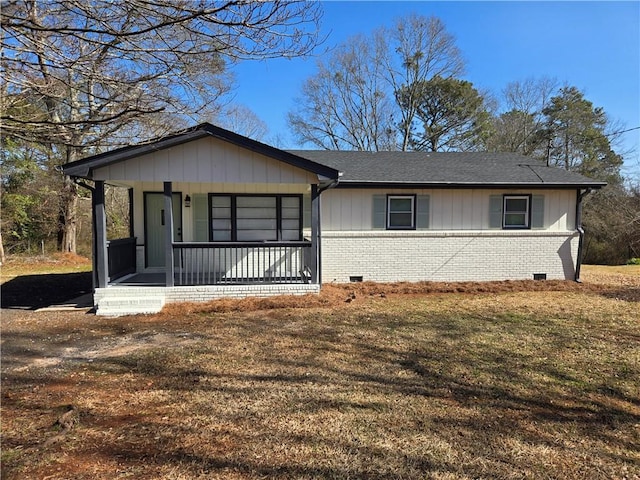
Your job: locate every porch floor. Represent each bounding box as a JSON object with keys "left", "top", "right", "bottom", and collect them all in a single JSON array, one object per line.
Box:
[
  {"left": 112, "top": 273, "right": 166, "bottom": 286},
  {"left": 111, "top": 273, "right": 309, "bottom": 287}
]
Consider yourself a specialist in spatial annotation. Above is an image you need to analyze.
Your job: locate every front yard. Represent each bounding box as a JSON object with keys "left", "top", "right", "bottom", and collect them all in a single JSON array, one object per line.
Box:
[{"left": 1, "top": 263, "right": 639, "bottom": 479}]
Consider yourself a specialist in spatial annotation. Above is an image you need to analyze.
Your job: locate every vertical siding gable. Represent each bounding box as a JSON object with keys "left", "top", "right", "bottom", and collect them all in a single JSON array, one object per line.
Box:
[
  {"left": 92, "top": 136, "right": 317, "bottom": 183},
  {"left": 155, "top": 149, "right": 170, "bottom": 181},
  {"left": 196, "top": 140, "right": 213, "bottom": 180}
]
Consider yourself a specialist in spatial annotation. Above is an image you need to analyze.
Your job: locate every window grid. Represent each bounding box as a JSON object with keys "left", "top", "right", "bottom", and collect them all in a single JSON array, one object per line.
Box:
[
  {"left": 209, "top": 194, "right": 302, "bottom": 242},
  {"left": 503, "top": 195, "right": 531, "bottom": 229},
  {"left": 387, "top": 195, "right": 416, "bottom": 230}
]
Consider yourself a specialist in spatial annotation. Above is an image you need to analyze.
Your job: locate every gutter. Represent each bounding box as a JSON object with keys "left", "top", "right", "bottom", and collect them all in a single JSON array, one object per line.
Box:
[
  {"left": 574, "top": 188, "right": 593, "bottom": 282},
  {"left": 314, "top": 175, "right": 341, "bottom": 285},
  {"left": 318, "top": 175, "right": 341, "bottom": 194}
]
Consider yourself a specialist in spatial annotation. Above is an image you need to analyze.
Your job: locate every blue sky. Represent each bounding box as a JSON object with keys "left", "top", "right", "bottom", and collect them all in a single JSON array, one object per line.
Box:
[{"left": 231, "top": 1, "right": 640, "bottom": 176}]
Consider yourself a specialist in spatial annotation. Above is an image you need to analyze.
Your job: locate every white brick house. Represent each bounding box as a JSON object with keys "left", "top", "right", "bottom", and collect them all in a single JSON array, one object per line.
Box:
[{"left": 62, "top": 123, "right": 605, "bottom": 315}]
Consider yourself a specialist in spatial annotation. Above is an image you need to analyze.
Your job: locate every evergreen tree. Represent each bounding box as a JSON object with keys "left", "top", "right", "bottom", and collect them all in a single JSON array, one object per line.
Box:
[
  {"left": 397, "top": 76, "right": 492, "bottom": 152},
  {"left": 542, "top": 87, "right": 623, "bottom": 184}
]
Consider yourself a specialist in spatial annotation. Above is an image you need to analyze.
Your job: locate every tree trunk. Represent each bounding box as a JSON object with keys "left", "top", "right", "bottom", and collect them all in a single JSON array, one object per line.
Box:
[
  {"left": 59, "top": 147, "right": 80, "bottom": 254},
  {"left": 0, "top": 230, "right": 5, "bottom": 264},
  {"left": 59, "top": 174, "right": 78, "bottom": 254}
]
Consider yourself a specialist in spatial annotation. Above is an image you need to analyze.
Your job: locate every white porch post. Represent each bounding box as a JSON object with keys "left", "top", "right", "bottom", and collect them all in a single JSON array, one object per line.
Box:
[
  {"left": 163, "top": 182, "right": 175, "bottom": 287},
  {"left": 310, "top": 184, "right": 321, "bottom": 284},
  {"left": 93, "top": 180, "right": 108, "bottom": 288}
]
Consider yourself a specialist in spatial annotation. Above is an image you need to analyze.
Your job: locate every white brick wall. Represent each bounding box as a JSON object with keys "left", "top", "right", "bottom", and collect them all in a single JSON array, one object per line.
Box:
[
  {"left": 94, "top": 284, "right": 320, "bottom": 316},
  {"left": 321, "top": 230, "right": 579, "bottom": 282}
]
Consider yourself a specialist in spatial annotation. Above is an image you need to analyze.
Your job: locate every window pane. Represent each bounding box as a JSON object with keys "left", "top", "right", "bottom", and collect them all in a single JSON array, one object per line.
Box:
[
  {"left": 237, "top": 196, "right": 276, "bottom": 208},
  {"left": 282, "top": 219, "right": 299, "bottom": 230},
  {"left": 281, "top": 197, "right": 299, "bottom": 208},
  {"left": 389, "top": 213, "right": 413, "bottom": 227},
  {"left": 505, "top": 198, "right": 528, "bottom": 212},
  {"left": 282, "top": 207, "right": 300, "bottom": 219},
  {"left": 504, "top": 213, "right": 526, "bottom": 226},
  {"left": 237, "top": 207, "right": 276, "bottom": 219},
  {"left": 237, "top": 230, "right": 277, "bottom": 241},
  {"left": 211, "top": 196, "right": 230, "bottom": 208},
  {"left": 212, "top": 207, "right": 230, "bottom": 218},
  {"left": 390, "top": 198, "right": 413, "bottom": 212},
  {"left": 212, "top": 230, "right": 231, "bottom": 241},
  {"left": 282, "top": 229, "right": 300, "bottom": 241},
  {"left": 237, "top": 218, "right": 277, "bottom": 230},
  {"left": 212, "top": 219, "right": 231, "bottom": 230}
]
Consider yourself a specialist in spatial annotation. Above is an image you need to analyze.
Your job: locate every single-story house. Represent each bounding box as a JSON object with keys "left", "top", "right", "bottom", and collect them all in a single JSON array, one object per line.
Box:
[{"left": 62, "top": 123, "right": 605, "bottom": 315}]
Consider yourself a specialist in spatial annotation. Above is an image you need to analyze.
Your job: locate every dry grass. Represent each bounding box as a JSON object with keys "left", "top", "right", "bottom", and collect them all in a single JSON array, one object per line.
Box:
[
  {"left": 1, "top": 265, "right": 639, "bottom": 479},
  {"left": 1, "top": 253, "right": 91, "bottom": 278}
]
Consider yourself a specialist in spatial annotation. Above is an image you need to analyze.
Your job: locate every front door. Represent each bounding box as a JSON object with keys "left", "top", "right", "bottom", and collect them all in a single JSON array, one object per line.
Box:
[{"left": 144, "top": 192, "right": 183, "bottom": 268}]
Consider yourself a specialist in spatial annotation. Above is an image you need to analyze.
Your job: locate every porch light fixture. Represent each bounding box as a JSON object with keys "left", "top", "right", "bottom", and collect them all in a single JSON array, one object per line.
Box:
[{"left": 184, "top": 194, "right": 191, "bottom": 207}]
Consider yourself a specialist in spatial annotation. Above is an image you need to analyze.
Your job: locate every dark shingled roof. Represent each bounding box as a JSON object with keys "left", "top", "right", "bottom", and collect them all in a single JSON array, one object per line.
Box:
[
  {"left": 287, "top": 150, "right": 606, "bottom": 189},
  {"left": 61, "top": 122, "right": 604, "bottom": 189}
]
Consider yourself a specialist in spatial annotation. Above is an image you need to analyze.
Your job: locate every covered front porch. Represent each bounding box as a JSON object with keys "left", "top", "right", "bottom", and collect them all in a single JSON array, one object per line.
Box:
[
  {"left": 91, "top": 181, "right": 324, "bottom": 315},
  {"left": 61, "top": 123, "right": 340, "bottom": 315}
]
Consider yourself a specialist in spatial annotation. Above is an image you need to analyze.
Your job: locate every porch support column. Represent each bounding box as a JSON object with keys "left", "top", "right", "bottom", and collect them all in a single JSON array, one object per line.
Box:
[
  {"left": 93, "top": 180, "right": 108, "bottom": 288},
  {"left": 164, "top": 181, "right": 175, "bottom": 287},
  {"left": 310, "top": 184, "right": 321, "bottom": 284}
]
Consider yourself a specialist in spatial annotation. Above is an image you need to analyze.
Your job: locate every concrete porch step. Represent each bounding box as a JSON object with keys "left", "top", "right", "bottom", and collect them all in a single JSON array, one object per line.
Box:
[{"left": 95, "top": 293, "right": 165, "bottom": 316}]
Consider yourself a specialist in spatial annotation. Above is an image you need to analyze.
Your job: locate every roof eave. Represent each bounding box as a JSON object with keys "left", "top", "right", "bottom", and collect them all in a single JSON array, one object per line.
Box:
[{"left": 334, "top": 181, "right": 607, "bottom": 189}]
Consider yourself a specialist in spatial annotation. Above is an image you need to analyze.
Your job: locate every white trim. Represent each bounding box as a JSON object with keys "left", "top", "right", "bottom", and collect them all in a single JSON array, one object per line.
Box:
[
  {"left": 387, "top": 195, "right": 415, "bottom": 229},
  {"left": 503, "top": 195, "right": 530, "bottom": 229}
]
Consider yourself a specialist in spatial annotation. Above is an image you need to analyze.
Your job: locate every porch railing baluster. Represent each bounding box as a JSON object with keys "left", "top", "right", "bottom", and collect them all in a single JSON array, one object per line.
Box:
[{"left": 171, "top": 241, "right": 311, "bottom": 286}]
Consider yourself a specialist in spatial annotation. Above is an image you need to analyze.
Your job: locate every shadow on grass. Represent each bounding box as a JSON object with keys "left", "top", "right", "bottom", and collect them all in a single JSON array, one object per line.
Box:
[
  {"left": 3, "top": 298, "right": 639, "bottom": 479},
  {"left": 1, "top": 272, "right": 92, "bottom": 310}
]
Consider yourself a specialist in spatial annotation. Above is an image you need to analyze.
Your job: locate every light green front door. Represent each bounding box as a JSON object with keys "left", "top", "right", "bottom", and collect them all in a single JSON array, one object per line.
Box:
[{"left": 144, "top": 192, "right": 182, "bottom": 268}]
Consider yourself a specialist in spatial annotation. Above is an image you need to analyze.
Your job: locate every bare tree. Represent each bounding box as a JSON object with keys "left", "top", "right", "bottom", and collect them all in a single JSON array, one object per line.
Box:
[
  {"left": 486, "top": 77, "right": 558, "bottom": 156},
  {"left": 380, "top": 14, "right": 465, "bottom": 151},
  {"left": 218, "top": 104, "right": 269, "bottom": 141},
  {"left": 288, "top": 14, "right": 464, "bottom": 151},
  {"left": 1, "top": 0, "right": 323, "bottom": 252},
  {"left": 288, "top": 34, "right": 396, "bottom": 151}
]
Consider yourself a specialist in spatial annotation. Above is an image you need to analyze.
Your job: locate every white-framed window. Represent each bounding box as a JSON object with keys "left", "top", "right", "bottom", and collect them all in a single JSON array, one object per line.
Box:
[
  {"left": 387, "top": 195, "right": 416, "bottom": 229},
  {"left": 503, "top": 195, "right": 531, "bottom": 229}
]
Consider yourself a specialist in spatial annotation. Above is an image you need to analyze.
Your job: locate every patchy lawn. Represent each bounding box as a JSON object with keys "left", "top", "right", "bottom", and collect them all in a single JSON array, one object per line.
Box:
[{"left": 1, "top": 265, "right": 639, "bottom": 479}]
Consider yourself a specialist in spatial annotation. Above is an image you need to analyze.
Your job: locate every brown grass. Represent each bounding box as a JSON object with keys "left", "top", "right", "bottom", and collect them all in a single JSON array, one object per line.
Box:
[
  {"left": 1, "top": 265, "right": 639, "bottom": 479},
  {"left": 1, "top": 253, "right": 91, "bottom": 278}
]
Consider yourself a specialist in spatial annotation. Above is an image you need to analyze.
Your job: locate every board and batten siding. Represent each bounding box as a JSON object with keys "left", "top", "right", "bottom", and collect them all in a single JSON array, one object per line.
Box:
[
  {"left": 320, "top": 187, "right": 580, "bottom": 282},
  {"left": 92, "top": 136, "right": 318, "bottom": 185},
  {"left": 131, "top": 182, "right": 309, "bottom": 248},
  {"left": 321, "top": 188, "right": 576, "bottom": 231}
]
